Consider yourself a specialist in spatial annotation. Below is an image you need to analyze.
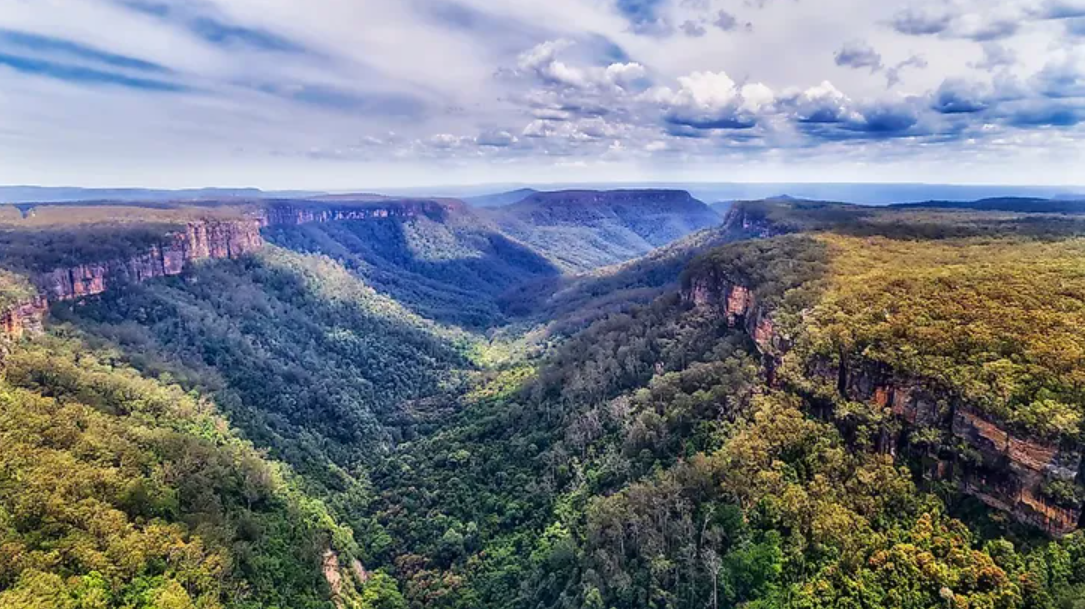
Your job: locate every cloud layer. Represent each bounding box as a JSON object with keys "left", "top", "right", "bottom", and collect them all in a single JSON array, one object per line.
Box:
[{"left": 0, "top": 0, "right": 1082, "bottom": 188}]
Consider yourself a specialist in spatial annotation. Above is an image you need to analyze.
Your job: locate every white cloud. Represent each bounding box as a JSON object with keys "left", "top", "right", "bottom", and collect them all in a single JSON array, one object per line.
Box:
[{"left": 0, "top": 0, "right": 1082, "bottom": 187}]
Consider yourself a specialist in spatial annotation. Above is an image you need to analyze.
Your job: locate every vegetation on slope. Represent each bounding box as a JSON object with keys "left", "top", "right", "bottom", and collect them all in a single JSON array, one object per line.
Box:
[
  {"left": 361, "top": 250, "right": 1085, "bottom": 608},
  {"left": 487, "top": 190, "right": 722, "bottom": 273},
  {"left": 789, "top": 234, "right": 1085, "bottom": 440},
  {"left": 0, "top": 333, "right": 385, "bottom": 609},
  {"left": 0, "top": 269, "right": 34, "bottom": 311},
  {"left": 263, "top": 213, "right": 558, "bottom": 328},
  {"left": 734, "top": 198, "right": 1085, "bottom": 241},
  {"left": 6, "top": 196, "right": 1085, "bottom": 609},
  {"left": 52, "top": 246, "right": 472, "bottom": 490}
]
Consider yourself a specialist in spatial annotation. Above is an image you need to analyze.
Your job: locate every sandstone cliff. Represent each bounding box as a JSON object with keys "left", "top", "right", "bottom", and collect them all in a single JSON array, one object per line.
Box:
[
  {"left": 683, "top": 270, "right": 1084, "bottom": 536},
  {"left": 0, "top": 295, "right": 48, "bottom": 341},
  {"left": 0, "top": 199, "right": 454, "bottom": 343},
  {"left": 37, "top": 220, "right": 264, "bottom": 301}
]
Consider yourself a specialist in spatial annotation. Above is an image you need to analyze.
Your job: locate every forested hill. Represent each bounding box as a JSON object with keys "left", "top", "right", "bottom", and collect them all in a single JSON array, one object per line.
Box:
[
  {"left": 4, "top": 193, "right": 1085, "bottom": 608},
  {"left": 484, "top": 189, "right": 722, "bottom": 272},
  {"left": 892, "top": 197, "right": 1085, "bottom": 213}
]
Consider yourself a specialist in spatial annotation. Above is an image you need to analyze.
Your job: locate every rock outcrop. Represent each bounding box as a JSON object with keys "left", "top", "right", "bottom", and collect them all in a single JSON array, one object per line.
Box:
[
  {"left": 37, "top": 220, "right": 264, "bottom": 301},
  {"left": 263, "top": 198, "right": 450, "bottom": 226},
  {"left": 683, "top": 271, "right": 1084, "bottom": 536},
  {"left": 0, "top": 296, "right": 48, "bottom": 340}
]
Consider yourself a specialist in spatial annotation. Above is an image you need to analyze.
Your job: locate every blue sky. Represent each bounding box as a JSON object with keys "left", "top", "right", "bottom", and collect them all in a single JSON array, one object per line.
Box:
[{"left": 0, "top": 0, "right": 1083, "bottom": 188}]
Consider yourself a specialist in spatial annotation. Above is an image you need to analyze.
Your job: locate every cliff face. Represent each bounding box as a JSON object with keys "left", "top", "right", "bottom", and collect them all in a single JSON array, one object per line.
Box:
[
  {"left": 0, "top": 296, "right": 48, "bottom": 341},
  {"left": 684, "top": 273, "right": 1084, "bottom": 536},
  {"left": 38, "top": 220, "right": 264, "bottom": 301},
  {"left": 719, "top": 205, "right": 784, "bottom": 239},
  {"left": 0, "top": 199, "right": 455, "bottom": 343},
  {"left": 263, "top": 199, "right": 451, "bottom": 226}
]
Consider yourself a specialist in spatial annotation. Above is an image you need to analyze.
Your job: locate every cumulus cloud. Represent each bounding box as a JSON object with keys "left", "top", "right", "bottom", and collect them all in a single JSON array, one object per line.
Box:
[
  {"left": 648, "top": 71, "right": 774, "bottom": 130},
  {"left": 1032, "top": 58, "right": 1085, "bottom": 98},
  {"left": 3, "top": 0, "right": 1085, "bottom": 187},
  {"left": 476, "top": 129, "right": 518, "bottom": 147},
  {"left": 931, "top": 79, "right": 992, "bottom": 114},
  {"left": 785, "top": 81, "right": 860, "bottom": 124},
  {"left": 515, "top": 40, "right": 648, "bottom": 91},
  {"left": 889, "top": 7, "right": 953, "bottom": 35},
  {"left": 972, "top": 43, "right": 1017, "bottom": 71},
  {"left": 782, "top": 83, "right": 924, "bottom": 139},
  {"left": 886, "top": 55, "right": 928, "bottom": 88},
  {"left": 681, "top": 20, "right": 707, "bottom": 37},
  {"left": 835, "top": 40, "right": 883, "bottom": 73},
  {"left": 517, "top": 40, "right": 587, "bottom": 87},
  {"left": 714, "top": 10, "right": 739, "bottom": 31}
]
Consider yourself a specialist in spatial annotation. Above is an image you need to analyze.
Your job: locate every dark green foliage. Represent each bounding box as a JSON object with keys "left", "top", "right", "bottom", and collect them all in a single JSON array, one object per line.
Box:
[
  {"left": 263, "top": 216, "right": 559, "bottom": 328},
  {"left": 0, "top": 223, "right": 181, "bottom": 272},
  {"left": 894, "top": 197, "right": 1085, "bottom": 214},
  {"left": 684, "top": 235, "right": 830, "bottom": 309},
  {"left": 52, "top": 249, "right": 470, "bottom": 487},
  {"left": 734, "top": 198, "right": 1085, "bottom": 241}
]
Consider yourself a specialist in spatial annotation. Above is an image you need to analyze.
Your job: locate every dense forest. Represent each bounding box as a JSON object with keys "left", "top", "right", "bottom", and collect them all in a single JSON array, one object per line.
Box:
[{"left": 3, "top": 194, "right": 1085, "bottom": 608}]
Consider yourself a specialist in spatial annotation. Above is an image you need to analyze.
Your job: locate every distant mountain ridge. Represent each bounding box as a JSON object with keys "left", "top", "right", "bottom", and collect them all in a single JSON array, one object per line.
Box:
[
  {"left": 462, "top": 188, "right": 539, "bottom": 208},
  {"left": 484, "top": 189, "right": 722, "bottom": 272},
  {"left": 892, "top": 197, "right": 1085, "bottom": 213}
]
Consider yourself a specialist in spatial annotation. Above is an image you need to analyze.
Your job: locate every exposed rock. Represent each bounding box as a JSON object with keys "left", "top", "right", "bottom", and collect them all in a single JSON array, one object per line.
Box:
[
  {"left": 351, "top": 558, "right": 369, "bottom": 584},
  {"left": 36, "top": 220, "right": 264, "bottom": 302},
  {"left": 0, "top": 199, "right": 458, "bottom": 344},
  {"left": 322, "top": 549, "right": 343, "bottom": 607},
  {"left": 720, "top": 204, "right": 784, "bottom": 239},
  {"left": 262, "top": 199, "right": 450, "bottom": 226},
  {"left": 0, "top": 296, "right": 48, "bottom": 340},
  {"left": 682, "top": 271, "right": 1084, "bottom": 536}
]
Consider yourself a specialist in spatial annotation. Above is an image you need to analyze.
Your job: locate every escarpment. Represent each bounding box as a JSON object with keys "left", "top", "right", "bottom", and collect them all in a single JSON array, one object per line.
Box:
[
  {"left": 0, "top": 199, "right": 454, "bottom": 342},
  {"left": 683, "top": 266, "right": 1085, "bottom": 536},
  {"left": 37, "top": 219, "right": 264, "bottom": 301}
]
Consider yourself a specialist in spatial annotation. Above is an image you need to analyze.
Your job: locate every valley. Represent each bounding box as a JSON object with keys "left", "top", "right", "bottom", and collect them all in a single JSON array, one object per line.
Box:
[{"left": 2, "top": 190, "right": 1085, "bottom": 609}]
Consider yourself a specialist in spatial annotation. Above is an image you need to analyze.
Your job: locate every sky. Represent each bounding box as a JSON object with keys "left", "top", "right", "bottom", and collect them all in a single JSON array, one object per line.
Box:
[{"left": 1, "top": 0, "right": 1084, "bottom": 189}]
